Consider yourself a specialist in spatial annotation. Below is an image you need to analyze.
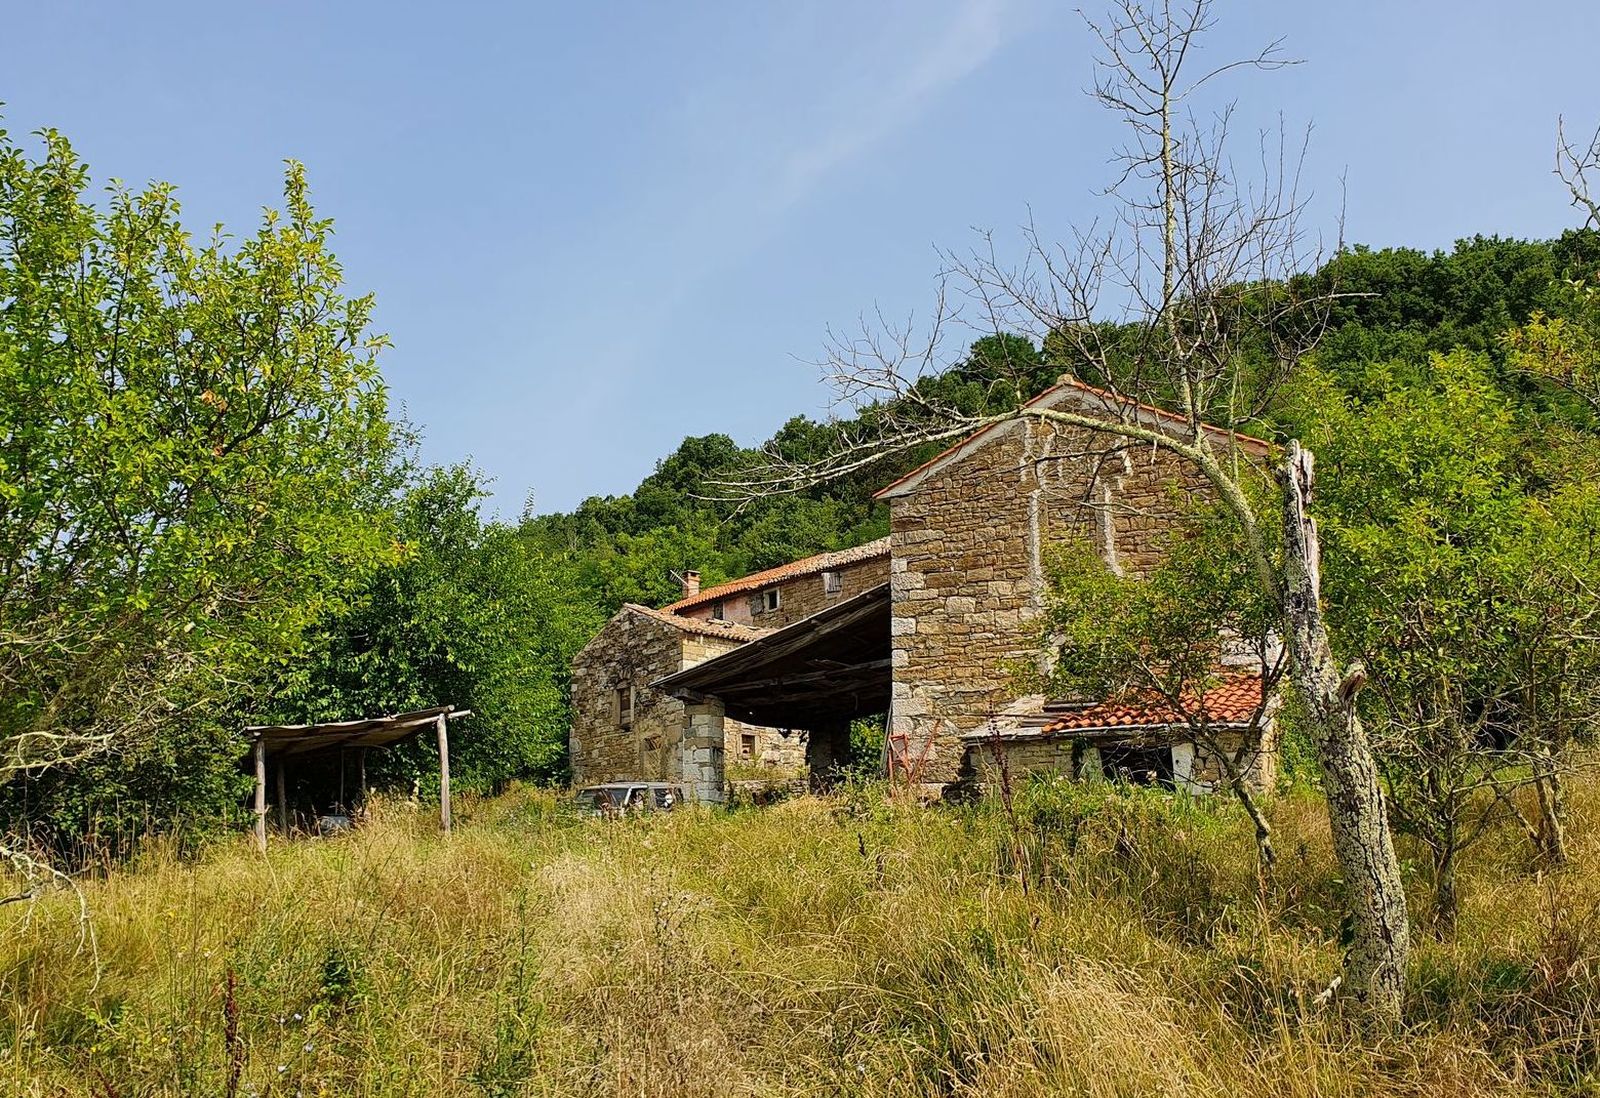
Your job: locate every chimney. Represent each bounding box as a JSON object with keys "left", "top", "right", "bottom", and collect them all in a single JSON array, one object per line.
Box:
[{"left": 680, "top": 570, "right": 701, "bottom": 599}]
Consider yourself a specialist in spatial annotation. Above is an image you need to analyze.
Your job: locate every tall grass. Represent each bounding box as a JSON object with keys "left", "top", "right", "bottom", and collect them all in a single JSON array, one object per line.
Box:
[{"left": 2, "top": 775, "right": 1596, "bottom": 1096}]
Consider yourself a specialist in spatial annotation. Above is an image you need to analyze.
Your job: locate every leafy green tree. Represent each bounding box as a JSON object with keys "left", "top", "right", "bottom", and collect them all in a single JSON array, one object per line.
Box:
[
  {"left": 1030, "top": 504, "right": 1286, "bottom": 870},
  {"left": 1304, "top": 232, "right": 1600, "bottom": 381},
  {"left": 265, "top": 466, "right": 603, "bottom": 789},
  {"left": 0, "top": 127, "right": 401, "bottom": 863},
  {"left": 1281, "top": 353, "right": 1600, "bottom": 926}
]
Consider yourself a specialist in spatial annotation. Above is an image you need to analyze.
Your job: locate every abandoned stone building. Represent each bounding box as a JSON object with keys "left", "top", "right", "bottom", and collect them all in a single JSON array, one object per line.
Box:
[
  {"left": 569, "top": 378, "right": 1279, "bottom": 800},
  {"left": 569, "top": 540, "right": 890, "bottom": 786}
]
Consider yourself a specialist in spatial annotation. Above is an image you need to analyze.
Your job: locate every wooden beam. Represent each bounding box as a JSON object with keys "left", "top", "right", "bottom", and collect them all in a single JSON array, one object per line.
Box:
[
  {"left": 707, "top": 659, "right": 892, "bottom": 697},
  {"left": 436, "top": 712, "right": 452, "bottom": 833},
  {"left": 357, "top": 747, "right": 367, "bottom": 803},
  {"left": 253, "top": 737, "right": 267, "bottom": 853},
  {"left": 275, "top": 758, "right": 288, "bottom": 833},
  {"left": 655, "top": 585, "right": 888, "bottom": 697}
]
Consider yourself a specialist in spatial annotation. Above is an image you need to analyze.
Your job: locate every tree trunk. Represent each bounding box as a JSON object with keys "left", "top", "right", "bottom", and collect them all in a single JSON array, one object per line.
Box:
[
  {"left": 1232, "top": 776, "right": 1277, "bottom": 875},
  {"left": 1282, "top": 442, "right": 1410, "bottom": 1024},
  {"left": 1206, "top": 736, "right": 1277, "bottom": 875},
  {"left": 1432, "top": 843, "right": 1459, "bottom": 936},
  {"left": 1532, "top": 748, "right": 1569, "bottom": 867}
]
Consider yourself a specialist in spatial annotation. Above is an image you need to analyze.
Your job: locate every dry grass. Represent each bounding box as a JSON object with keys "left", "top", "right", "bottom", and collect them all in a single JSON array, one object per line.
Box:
[{"left": 2, "top": 775, "right": 1597, "bottom": 1097}]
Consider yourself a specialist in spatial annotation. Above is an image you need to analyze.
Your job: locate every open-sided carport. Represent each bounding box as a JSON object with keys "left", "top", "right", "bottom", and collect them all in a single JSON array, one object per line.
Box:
[
  {"left": 652, "top": 583, "right": 890, "bottom": 801},
  {"left": 243, "top": 705, "right": 469, "bottom": 850}
]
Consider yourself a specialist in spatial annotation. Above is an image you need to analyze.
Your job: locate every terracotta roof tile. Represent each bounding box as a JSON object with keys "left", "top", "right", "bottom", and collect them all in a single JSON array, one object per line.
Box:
[
  {"left": 1035, "top": 675, "right": 1267, "bottom": 734},
  {"left": 624, "top": 604, "right": 771, "bottom": 643},
  {"left": 661, "top": 537, "right": 891, "bottom": 614}
]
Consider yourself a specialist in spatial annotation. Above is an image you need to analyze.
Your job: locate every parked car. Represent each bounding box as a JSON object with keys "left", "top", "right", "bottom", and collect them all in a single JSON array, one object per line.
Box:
[{"left": 572, "top": 782, "right": 685, "bottom": 816}]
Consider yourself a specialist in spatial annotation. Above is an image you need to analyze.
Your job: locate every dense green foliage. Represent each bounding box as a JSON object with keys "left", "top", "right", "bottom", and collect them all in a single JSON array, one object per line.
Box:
[
  {"left": 5, "top": 117, "right": 1600, "bottom": 865},
  {"left": 0, "top": 127, "right": 403, "bottom": 855},
  {"left": 1279, "top": 349, "right": 1600, "bottom": 921},
  {"left": 263, "top": 466, "right": 603, "bottom": 791}
]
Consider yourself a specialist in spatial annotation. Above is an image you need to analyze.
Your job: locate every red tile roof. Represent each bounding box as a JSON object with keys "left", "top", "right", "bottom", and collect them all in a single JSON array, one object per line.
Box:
[
  {"left": 875, "top": 376, "right": 1273, "bottom": 500},
  {"left": 1035, "top": 675, "right": 1267, "bottom": 734},
  {"left": 661, "top": 537, "right": 891, "bottom": 615},
  {"left": 624, "top": 604, "right": 771, "bottom": 643}
]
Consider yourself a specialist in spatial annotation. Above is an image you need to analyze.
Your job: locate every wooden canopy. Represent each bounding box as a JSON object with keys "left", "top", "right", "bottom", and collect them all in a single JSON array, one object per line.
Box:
[
  {"left": 244, "top": 705, "right": 468, "bottom": 850},
  {"left": 653, "top": 583, "right": 890, "bottom": 726},
  {"left": 245, "top": 705, "right": 459, "bottom": 758}
]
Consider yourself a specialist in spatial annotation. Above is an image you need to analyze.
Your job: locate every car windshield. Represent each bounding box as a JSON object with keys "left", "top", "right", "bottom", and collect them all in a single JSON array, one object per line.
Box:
[{"left": 573, "top": 788, "right": 617, "bottom": 809}]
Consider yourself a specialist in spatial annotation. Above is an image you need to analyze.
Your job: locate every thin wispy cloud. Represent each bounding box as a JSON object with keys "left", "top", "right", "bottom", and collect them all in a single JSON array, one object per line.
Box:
[
  {"left": 770, "top": 0, "right": 1018, "bottom": 213},
  {"left": 546, "top": 0, "right": 1031, "bottom": 419},
  {"left": 638, "top": 2, "right": 1029, "bottom": 326}
]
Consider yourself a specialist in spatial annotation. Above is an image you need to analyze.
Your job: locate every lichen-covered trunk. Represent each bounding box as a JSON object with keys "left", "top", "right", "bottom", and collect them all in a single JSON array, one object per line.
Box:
[{"left": 1282, "top": 442, "right": 1410, "bottom": 1024}]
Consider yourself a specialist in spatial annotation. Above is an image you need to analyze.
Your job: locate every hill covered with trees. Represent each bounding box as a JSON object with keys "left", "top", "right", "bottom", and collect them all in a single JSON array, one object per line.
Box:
[{"left": 4, "top": 114, "right": 1599, "bottom": 880}]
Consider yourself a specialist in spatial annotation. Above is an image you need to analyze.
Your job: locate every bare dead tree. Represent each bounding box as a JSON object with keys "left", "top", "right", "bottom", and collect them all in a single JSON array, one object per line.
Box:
[
  {"left": 713, "top": 0, "right": 1411, "bottom": 1023},
  {"left": 1556, "top": 116, "right": 1600, "bottom": 231}
]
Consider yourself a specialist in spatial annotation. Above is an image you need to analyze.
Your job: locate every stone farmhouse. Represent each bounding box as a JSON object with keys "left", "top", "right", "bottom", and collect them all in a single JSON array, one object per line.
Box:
[
  {"left": 569, "top": 378, "right": 1278, "bottom": 801},
  {"left": 569, "top": 541, "right": 890, "bottom": 787}
]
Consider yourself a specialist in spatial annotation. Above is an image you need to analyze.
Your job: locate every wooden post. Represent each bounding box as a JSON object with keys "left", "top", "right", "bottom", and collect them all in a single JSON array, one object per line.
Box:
[
  {"left": 357, "top": 747, "right": 367, "bottom": 803},
  {"left": 435, "top": 712, "right": 452, "bottom": 833},
  {"left": 339, "top": 748, "right": 347, "bottom": 810},
  {"left": 275, "top": 758, "right": 288, "bottom": 833},
  {"left": 253, "top": 737, "right": 267, "bottom": 852}
]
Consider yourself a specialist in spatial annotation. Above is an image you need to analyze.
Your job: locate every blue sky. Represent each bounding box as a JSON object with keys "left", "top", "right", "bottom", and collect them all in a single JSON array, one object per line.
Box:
[{"left": 6, "top": 1, "right": 1598, "bottom": 515}]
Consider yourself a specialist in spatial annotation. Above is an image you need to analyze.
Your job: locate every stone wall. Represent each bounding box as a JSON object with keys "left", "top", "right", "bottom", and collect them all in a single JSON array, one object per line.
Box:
[
  {"left": 678, "top": 554, "right": 889, "bottom": 630},
  {"left": 888, "top": 414, "right": 1219, "bottom": 787},
  {"left": 1186, "top": 724, "right": 1279, "bottom": 792},
  {"left": 968, "top": 724, "right": 1277, "bottom": 794},
  {"left": 751, "top": 554, "right": 889, "bottom": 629},
  {"left": 570, "top": 609, "right": 802, "bottom": 786}
]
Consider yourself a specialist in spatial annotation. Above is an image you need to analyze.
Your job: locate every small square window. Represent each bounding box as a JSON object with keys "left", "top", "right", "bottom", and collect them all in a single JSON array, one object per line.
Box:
[
  {"left": 711, "top": 600, "right": 725, "bottom": 620},
  {"left": 822, "top": 570, "right": 842, "bottom": 595},
  {"left": 740, "top": 733, "right": 756, "bottom": 759},
  {"left": 763, "top": 589, "right": 781, "bottom": 612}
]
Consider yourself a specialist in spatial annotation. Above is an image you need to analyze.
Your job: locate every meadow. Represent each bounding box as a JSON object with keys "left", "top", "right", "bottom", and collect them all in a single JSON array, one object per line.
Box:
[{"left": 3, "top": 777, "right": 1597, "bottom": 1097}]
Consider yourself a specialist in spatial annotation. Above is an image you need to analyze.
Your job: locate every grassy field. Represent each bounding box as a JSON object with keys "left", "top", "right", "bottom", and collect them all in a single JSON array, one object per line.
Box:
[{"left": 2, "top": 776, "right": 1597, "bottom": 1097}]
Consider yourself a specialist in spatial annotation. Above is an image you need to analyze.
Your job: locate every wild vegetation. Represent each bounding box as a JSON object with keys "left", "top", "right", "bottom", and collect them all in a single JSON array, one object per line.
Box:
[
  {"left": 6, "top": 109, "right": 1598, "bottom": 867},
  {"left": 3, "top": 777, "right": 1598, "bottom": 1096},
  {"left": 5, "top": 0, "right": 1600, "bottom": 1086}
]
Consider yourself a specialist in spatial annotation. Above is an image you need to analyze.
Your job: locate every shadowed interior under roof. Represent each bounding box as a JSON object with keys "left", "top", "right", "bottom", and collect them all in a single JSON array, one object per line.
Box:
[{"left": 652, "top": 584, "right": 890, "bottom": 727}]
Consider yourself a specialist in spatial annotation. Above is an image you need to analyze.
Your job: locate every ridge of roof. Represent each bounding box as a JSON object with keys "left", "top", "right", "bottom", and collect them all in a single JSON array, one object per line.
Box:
[
  {"left": 623, "top": 603, "right": 771, "bottom": 643},
  {"left": 874, "top": 376, "right": 1273, "bottom": 501},
  {"left": 660, "top": 537, "right": 891, "bottom": 614}
]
